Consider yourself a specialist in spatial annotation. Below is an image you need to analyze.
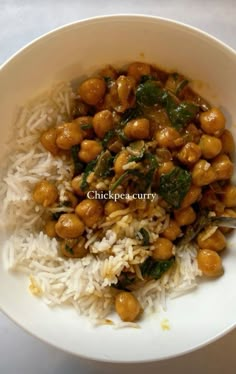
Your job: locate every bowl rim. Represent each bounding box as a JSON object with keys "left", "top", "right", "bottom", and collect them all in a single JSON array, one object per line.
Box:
[
  {"left": 0, "top": 14, "right": 236, "bottom": 363},
  {"left": 1, "top": 13, "right": 235, "bottom": 72}
]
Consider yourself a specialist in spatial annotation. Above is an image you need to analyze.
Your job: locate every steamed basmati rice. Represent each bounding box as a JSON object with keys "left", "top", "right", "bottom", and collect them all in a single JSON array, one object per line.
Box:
[{"left": 0, "top": 82, "right": 202, "bottom": 322}]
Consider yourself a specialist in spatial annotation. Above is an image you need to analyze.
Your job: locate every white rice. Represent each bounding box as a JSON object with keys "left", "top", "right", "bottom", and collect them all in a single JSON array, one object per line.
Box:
[{"left": 0, "top": 82, "right": 202, "bottom": 322}]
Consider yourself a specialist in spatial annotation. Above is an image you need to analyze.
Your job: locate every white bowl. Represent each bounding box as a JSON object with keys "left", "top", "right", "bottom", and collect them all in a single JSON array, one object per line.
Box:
[{"left": 0, "top": 15, "right": 236, "bottom": 363}]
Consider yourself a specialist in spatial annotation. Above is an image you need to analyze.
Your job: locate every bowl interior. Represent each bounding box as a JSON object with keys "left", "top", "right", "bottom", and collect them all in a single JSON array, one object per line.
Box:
[{"left": 0, "top": 15, "right": 236, "bottom": 362}]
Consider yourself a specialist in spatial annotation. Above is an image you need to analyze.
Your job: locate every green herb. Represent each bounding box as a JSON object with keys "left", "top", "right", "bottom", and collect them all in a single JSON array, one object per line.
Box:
[
  {"left": 139, "top": 228, "right": 150, "bottom": 246},
  {"left": 51, "top": 212, "right": 63, "bottom": 220},
  {"left": 102, "top": 129, "right": 116, "bottom": 147},
  {"left": 104, "top": 76, "right": 114, "bottom": 88},
  {"left": 142, "top": 152, "right": 158, "bottom": 190},
  {"left": 110, "top": 169, "right": 143, "bottom": 192},
  {"left": 175, "top": 79, "right": 189, "bottom": 96},
  {"left": 65, "top": 244, "right": 74, "bottom": 255},
  {"left": 145, "top": 152, "right": 158, "bottom": 169},
  {"left": 120, "top": 107, "right": 143, "bottom": 126},
  {"left": 136, "top": 79, "right": 199, "bottom": 129},
  {"left": 178, "top": 209, "right": 210, "bottom": 246},
  {"left": 139, "top": 75, "right": 155, "bottom": 83},
  {"left": 81, "top": 159, "right": 97, "bottom": 191},
  {"left": 127, "top": 140, "right": 145, "bottom": 162},
  {"left": 167, "top": 101, "right": 199, "bottom": 130},
  {"left": 158, "top": 166, "right": 191, "bottom": 208},
  {"left": 136, "top": 80, "right": 164, "bottom": 106},
  {"left": 128, "top": 155, "right": 143, "bottom": 162},
  {"left": 116, "top": 128, "right": 130, "bottom": 143},
  {"left": 94, "top": 150, "right": 114, "bottom": 178},
  {"left": 80, "top": 123, "right": 93, "bottom": 130},
  {"left": 140, "top": 257, "right": 175, "bottom": 279},
  {"left": 113, "top": 272, "right": 136, "bottom": 291},
  {"left": 71, "top": 145, "right": 84, "bottom": 175}
]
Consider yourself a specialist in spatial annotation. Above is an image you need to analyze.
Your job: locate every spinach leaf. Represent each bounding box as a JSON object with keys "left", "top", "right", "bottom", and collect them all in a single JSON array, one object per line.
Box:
[
  {"left": 65, "top": 244, "right": 74, "bottom": 255},
  {"left": 102, "top": 129, "right": 116, "bottom": 147},
  {"left": 167, "top": 102, "right": 199, "bottom": 130},
  {"left": 81, "top": 159, "right": 97, "bottom": 191},
  {"left": 113, "top": 272, "right": 136, "bottom": 291},
  {"left": 103, "top": 76, "right": 114, "bottom": 88},
  {"left": 80, "top": 123, "right": 93, "bottom": 130},
  {"left": 136, "top": 79, "right": 199, "bottom": 130},
  {"left": 110, "top": 169, "right": 144, "bottom": 192},
  {"left": 116, "top": 128, "right": 130, "bottom": 143},
  {"left": 120, "top": 106, "right": 143, "bottom": 126},
  {"left": 128, "top": 141, "right": 145, "bottom": 162},
  {"left": 140, "top": 257, "right": 175, "bottom": 280},
  {"left": 136, "top": 80, "right": 164, "bottom": 106},
  {"left": 175, "top": 79, "right": 189, "bottom": 96},
  {"left": 142, "top": 152, "right": 158, "bottom": 190},
  {"left": 94, "top": 150, "right": 114, "bottom": 178},
  {"left": 71, "top": 145, "right": 84, "bottom": 175},
  {"left": 158, "top": 166, "right": 191, "bottom": 208},
  {"left": 139, "top": 75, "right": 155, "bottom": 84},
  {"left": 51, "top": 211, "right": 63, "bottom": 221},
  {"left": 139, "top": 228, "right": 150, "bottom": 246}
]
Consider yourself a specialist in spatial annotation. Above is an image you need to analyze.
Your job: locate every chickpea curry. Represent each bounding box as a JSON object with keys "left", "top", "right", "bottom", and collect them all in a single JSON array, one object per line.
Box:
[{"left": 33, "top": 62, "right": 235, "bottom": 323}]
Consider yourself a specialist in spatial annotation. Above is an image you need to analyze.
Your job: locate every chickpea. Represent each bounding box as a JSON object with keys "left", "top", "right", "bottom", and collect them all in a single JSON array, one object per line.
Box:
[
  {"left": 155, "top": 127, "right": 180, "bottom": 149},
  {"left": 199, "top": 107, "right": 225, "bottom": 137},
  {"left": 162, "top": 220, "right": 181, "bottom": 241},
  {"left": 199, "top": 135, "right": 222, "bottom": 159},
  {"left": 93, "top": 110, "right": 114, "bottom": 138},
  {"left": 71, "top": 175, "right": 85, "bottom": 196},
  {"left": 124, "top": 118, "right": 150, "bottom": 140},
  {"left": 180, "top": 185, "right": 201, "bottom": 209},
  {"left": 220, "top": 129, "right": 235, "bottom": 155},
  {"left": 78, "top": 140, "right": 102, "bottom": 163},
  {"left": 45, "top": 220, "right": 57, "bottom": 238},
  {"left": 75, "top": 199, "right": 103, "bottom": 228},
  {"left": 152, "top": 238, "right": 173, "bottom": 260},
  {"left": 221, "top": 185, "right": 236, "bottom": 208},
  {"left": 74, "top": 116, "right": 94, "bottom": 139},
  {"left": 56, "top": 122, "right": 83, "bottom": 150},
  {"left": 177, "top": 142, "right": 201, "bottom": 166},
  {"left": 174, "top": 206, "right": 196, "bottom": 226},
  {"left": 55, "top": 213, "right": 85, "bottom": 239},
  {"left": 40, "top": 128, "right": 59, "bottom": 156},
  {"left": 197, "top": 229, "right": 226, "bottom": 252},
  {"left": 192, "top": 160, "right": 216, "bottom": 186},
  {"left": 158, "top": 161, "right": 175, "bottom": 175},
  {"left": 115, "top": 291, "right": 141, "bottom": 322},
  {"left": 60, "top": 237, "right": 88, "bottom": 258},
  {"left": 116, "top": 75, "right": 136, "bottom": 111},
  {"left": 114, "top": 150, "right": 130, "bottom": 175},
  {"left": 78, "top": 78, "right": 106, "bottom": 105},
  {"left": 197, "top": 249, "right": 223, "bottom": 277},
  {"left": 211, "top": 154, "right": 233, "bottom": 180},
  {"left": 33, "top": 180, "right": 58, "bottom": 207},
  {"left": 127, "top": 62, "right": 151, "bottom": 81},
  {"left": 104, "top": 201, "right": 126, "bottom": 216}
]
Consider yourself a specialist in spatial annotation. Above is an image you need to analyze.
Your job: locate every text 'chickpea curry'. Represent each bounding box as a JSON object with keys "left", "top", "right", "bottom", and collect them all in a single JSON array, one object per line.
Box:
[{"left": 33, "top": 62, "right": 235, "bottom": 323}]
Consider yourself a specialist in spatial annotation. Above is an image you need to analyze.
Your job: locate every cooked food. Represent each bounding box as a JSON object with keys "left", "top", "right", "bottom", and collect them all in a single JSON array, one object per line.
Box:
[{"left": 1, "top": 62, "right": 235, "bottom": 324}]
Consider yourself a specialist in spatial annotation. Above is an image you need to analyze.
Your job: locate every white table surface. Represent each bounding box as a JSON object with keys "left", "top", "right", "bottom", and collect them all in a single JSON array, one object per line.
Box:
[{"left": 0, "top": 0, "right": 236, "bottom": 373}]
